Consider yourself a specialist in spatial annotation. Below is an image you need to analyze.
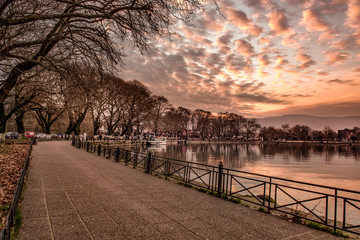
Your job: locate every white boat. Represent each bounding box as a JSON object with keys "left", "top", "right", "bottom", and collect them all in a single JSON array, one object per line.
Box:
[{"left": 147, "top": 136, "right": 167, "bottom": 145}]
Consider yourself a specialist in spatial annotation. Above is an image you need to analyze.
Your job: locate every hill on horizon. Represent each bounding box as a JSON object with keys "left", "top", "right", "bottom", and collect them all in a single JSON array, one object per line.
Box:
[{"left": 257, "top": 114, "right": 360, "bottom": 131}]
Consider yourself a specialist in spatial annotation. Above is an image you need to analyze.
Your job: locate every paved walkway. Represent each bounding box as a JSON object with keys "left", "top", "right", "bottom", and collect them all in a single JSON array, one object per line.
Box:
[{"left": 18, "top": 141, "right": 342, "bottom": 240}]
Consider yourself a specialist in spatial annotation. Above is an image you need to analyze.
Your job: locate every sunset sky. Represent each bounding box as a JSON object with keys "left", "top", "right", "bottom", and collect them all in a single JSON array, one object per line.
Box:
[{"left": 120, "top": 0, "right": 360, "bottom": 118}]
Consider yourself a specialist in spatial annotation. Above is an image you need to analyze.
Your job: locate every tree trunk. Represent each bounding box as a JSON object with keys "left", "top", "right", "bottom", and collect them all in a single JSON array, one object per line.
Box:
[
  {"left": 15, "top": 109, "right": 25, "bottom": 133},
  {"left": 0, "top": 103, "right": 6, "bottom": 133}
]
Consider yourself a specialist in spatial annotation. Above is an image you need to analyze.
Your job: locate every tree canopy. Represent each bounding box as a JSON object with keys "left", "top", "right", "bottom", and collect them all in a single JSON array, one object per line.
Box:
[{"left": 0, "top": 0, "right": 203, "bottom": 132}]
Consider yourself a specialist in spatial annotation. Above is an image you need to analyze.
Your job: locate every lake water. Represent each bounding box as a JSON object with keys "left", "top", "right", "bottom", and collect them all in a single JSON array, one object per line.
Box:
[
  {"left": 133, "top": 142, "right": 360, "bottom": 191},
  {"left": 129, "top": 142, "right": 360, "bottom": 227}
]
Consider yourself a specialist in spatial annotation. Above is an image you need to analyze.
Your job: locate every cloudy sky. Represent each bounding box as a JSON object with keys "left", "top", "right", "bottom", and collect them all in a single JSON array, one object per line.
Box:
[{"left": 120, "top": 0, "right": 360, "bottom": 118}]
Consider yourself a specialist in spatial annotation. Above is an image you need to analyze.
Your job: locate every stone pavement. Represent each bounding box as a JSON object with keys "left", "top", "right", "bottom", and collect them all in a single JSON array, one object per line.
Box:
[{"left": 18, "top": 141, "right": 343, "bottom": 240}]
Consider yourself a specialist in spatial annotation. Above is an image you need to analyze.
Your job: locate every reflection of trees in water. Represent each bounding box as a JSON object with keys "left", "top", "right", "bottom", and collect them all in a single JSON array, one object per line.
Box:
[
  {"left": 262, "top": 143, "right": 311, "bottom": 162},
  {"left": 131, "top": 143, "right": 360, "bottom": 167}
]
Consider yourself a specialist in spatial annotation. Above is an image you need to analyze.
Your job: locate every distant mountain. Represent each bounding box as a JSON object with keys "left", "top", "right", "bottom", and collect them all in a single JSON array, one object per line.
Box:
[{"left": 257, "top": 114, "right": 360, "bottom": 131}]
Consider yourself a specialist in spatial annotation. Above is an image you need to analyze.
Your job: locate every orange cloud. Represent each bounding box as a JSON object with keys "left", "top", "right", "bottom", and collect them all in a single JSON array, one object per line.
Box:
[
  {"left": 235, "top": 39, "right": 255, "bottom": 57},
  {"left": 301, "top": 9, "right": 330, "bottom": 32},
  {"left": 324, "top": 50, "right": 351, "bottom": 65},
  {"left": 215, "top": 32, "right": 233, "bottom": 47},
  {"left": 258, "top": 37, "right": 271, "bottom": 45},
  {"left": 180, "top": 26, "right": 212, "bottom": 46},
  {"left": 355, "top": 30, "right": 360, "bottom": 45},
  {"left": 282, "top": 35, "right": 300, "bottom": 48},
  {"left": 296, "top": 52, "right": 316, "bottom": 70},
  {"left": 318, "top": 30, "right": 337, "bottom": 43},
  {"left": 227, "top": 9, "right": 263, "bottom": 36},
  {"left": 267, "top": 10, "right": 292, "bottom": 35},
  {"left": 258, "top": 54, "right": 270, "bottom": 67},
  {"left": 346, "top": 0, "right": 360, "bottom": 29},
  {"left": 275, "top": 55, "right": 288, "bottom": 68}
]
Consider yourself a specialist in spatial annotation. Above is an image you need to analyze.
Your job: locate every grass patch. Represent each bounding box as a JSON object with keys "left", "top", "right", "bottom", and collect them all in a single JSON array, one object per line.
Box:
[
  {"left": 177, "top": 182, "right": 193, "bottom": 188},
  {"left": 229, "top": 198, "right": 241, "bottom": 204},
  {"left": 196, "top": 188, "right": 209, "bottom": 193},
  {"left": 220, "top": 194, "right": 228, "bottom": 200},
  {"left": 258, "top": 207, "right": 266, "bottom": 212},
  {"left": 10, "top": 207, "right": 23, "bottom": 240},
  {"left": 306, "top": 221, "right": 350, "bottom": 238}
]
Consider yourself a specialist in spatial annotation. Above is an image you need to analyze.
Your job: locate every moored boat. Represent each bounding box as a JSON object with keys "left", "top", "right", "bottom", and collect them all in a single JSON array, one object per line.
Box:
[{"left": 147, "top": 136, "right": 167, "bottom": 145}]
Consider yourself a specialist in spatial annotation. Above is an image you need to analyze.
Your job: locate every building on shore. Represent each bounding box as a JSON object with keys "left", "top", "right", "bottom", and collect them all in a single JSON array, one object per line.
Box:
[{"left": 338, "top": 128, "right": 359, "bottom": 141}]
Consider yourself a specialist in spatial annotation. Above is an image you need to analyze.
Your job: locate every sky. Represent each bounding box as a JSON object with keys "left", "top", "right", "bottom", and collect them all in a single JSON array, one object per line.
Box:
[{"left": 119, "top": 0, "right": 360, "bottom": 118}]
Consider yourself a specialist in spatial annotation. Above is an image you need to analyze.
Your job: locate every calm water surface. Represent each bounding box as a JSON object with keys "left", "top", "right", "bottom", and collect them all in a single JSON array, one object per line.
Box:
[{"left": 134, "top": 143, "right": 360, "bottom": 191}]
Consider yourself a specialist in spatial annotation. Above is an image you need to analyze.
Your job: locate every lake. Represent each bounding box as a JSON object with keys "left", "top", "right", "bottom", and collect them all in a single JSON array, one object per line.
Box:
[
  {"left": 128, "top": 142, "right": 360, "bottom": 227},
  {"left": 132, "top": 142, "right": 360, "bottom": 191}
]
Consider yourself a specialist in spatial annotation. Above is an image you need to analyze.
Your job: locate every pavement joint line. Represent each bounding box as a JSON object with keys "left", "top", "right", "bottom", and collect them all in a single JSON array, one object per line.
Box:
[
  {"left": 61, "top": 165, "right": 132, "bottom": 239},
  {"left": 151, "top": 206, "right": 206, "bottom": 239},
  {"left": 282, "top": 230, "right": 326, "bottom": 240},
  {"left": 62, "top": 188, "right": 95, "bottom": 240},
  {"left": 42, "top": 175, "right": 55, "bottom": 240},
  {"left": 66, "top": 151, "right": 193, "bottom": 239},
  {"left": 19, "top": 142, "right": 345, "bottom": 240}
]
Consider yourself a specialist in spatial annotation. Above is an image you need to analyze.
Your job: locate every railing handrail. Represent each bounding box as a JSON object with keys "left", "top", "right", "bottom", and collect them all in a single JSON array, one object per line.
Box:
[
  {"left": 82, "top": 140, "right": 360, "bottom": 195},
  {"left": 74, "top": 139, "right": 360, "bottom": 236}
]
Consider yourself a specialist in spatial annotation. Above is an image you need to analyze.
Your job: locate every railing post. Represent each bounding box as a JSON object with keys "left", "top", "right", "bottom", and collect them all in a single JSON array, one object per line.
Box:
[
  {"left": 343, "top": 198, "right": 346, "bottom": 229},
  {"left": 165, "top": 159, "right": 170, "bottom": 179},
  {"left": 334, "top": 189, "right": 338, "bottom": 232},
  {"left": 98, "top": 144, "right": 101, "bottom": 156},
  {"left": 125, "top": 150, "right": 129, "bottom": 165},
  {"left": 217, "top": 162, "right": 223, "bottom": 197},
  {"left": 133, "top": 152, "right": 138, "bottom": 168},
  {"left": 268, "top": 177, "right": 272, "bottom": 213},
  {"left": 146, "top": 152, "right": 152, "bottom": 173},
  {"left": 115, "top": 147, "right": 120, "bottom": 162},
  {"left": 325, "top": 195, "right": 329, "bottom": 225}
]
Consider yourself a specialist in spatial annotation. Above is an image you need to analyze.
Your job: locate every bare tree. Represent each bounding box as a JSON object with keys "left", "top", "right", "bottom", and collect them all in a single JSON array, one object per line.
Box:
[
  {"left": 151, "top": 96, "right": 172, "bottom": 135},
  {"left": 118, "top": 80, "right": 154, "bottom": 136},
  {"left": 192, "top": 109, "right": 212, "bottom": 140},
  {"left": 0, "top": 0, "right": 203, "bottom": 132},
  {"left": 244, "top": 118, "right": 261, "bottom": 141}
]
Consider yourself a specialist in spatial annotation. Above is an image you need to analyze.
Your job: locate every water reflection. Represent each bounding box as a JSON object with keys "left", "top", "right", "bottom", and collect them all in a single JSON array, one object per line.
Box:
[{"left": 131, "top": 143, "right": 360, "bottom": 191}]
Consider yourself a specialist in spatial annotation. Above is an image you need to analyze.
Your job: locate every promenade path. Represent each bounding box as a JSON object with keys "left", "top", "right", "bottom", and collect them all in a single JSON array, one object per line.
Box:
[{"left": 18, "top": 141, "right": 342, "bottom": 240}]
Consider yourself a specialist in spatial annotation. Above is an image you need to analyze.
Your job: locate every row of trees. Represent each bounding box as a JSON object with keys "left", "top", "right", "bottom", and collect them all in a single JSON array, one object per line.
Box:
[
  {"left": 259, "top": 124, "right": 359, "bottom": 141},
  {"left": 0, "top": 0, "right": 205, "bottom": 134},
  {"left": 1, "top": 61, "right": 263, "bottom": 139}
]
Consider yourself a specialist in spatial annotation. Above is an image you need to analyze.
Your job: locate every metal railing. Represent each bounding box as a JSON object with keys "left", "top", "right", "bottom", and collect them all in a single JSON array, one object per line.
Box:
[
  {"left": 0, "top": 139, "right": 34, "bottom": 240},
  {"left": 73, "top": 140, "right": 360, "bottom": 236}
]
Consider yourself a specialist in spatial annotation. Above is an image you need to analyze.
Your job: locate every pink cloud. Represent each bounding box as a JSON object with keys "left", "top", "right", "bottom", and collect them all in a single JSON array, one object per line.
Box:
[
  {"left": 225, "top": 54, "right": 254, "bottom": 74},
  {"left": 226, "top": 9, "right": 263, "bottom": 36},
  {"left": 355, "top": 30, "right": 360, "bottom": 45},
  {"left": 301, "top": 9, "right": 330, "bottom": 32},
  {"left": 235, "top": 39, "right": 255, "bottom": 57},
  {"left": 180, "top": 26, "right": 212, "bottom": 46},
  {"left": 215, "top": 32, "right": 233, "bottom": 47},
  {"left": 282, "top": 35, "right": 300, "bottom": 48},
  {"left": 331, "top": 32, "right": 360, "bottom": 50},
  {"left": 324, "top": 50, "right": 351, "bottom": 65},
  {"left": 353, "top": 67, "right": 360, "bottom": 72},
  {"left": 318, "top": 30, "right": 337, "bottom": 43},
  {"left": 317, "top": 71, "right": 330, "bottom": 76},
  {"left": 275, "top": 55, "right": 288, "bottom": 68},
  {"left": 258, "top": 37, "right": 271, "bottom": 45},
  {"left": 346, "top": 0, "right": 360, "bottom": 29},
  {"left": 267, "top": 10, "right": 292, "bottom": 35},
  {"left": 296, "top": 52, "right": 316, "bottom": 70},
  {"left": 258, "top": 54, "right": 271, "bottom": 67}
]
